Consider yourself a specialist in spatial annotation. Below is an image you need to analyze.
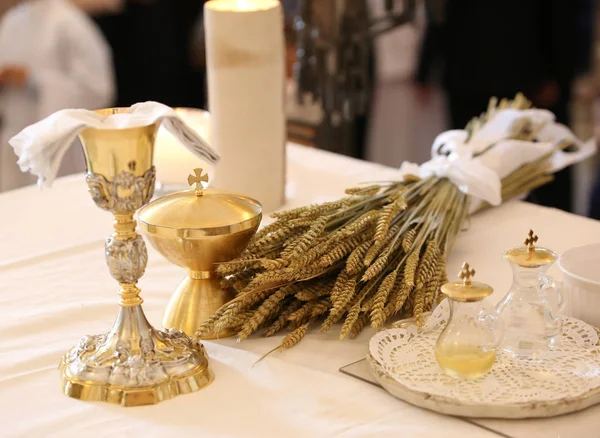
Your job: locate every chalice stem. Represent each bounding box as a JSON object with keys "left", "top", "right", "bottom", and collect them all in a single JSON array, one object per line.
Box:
[
  {"left": 111, "top": 212, "right": 145, "bottom": 307},
  {"left": 103, "top": 211, "right": 157, "bottom": 359}
]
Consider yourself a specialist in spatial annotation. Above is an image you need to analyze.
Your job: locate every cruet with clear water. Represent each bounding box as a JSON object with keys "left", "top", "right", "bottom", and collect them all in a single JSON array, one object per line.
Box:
[
  {"left": 494, "top": 230, "right": 563, "bottom": 357},
  {"left": 435, "top": 263, "right": 503, "bottom": 379}
]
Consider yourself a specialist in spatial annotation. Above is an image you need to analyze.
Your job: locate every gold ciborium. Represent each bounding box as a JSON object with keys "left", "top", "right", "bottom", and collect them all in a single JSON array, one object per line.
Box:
[
  {"left": 138, "top": 169, "right": 262, "bottom": 339},
  {"left": 59, "top": 109, "right": 213, "bottom": 407}
]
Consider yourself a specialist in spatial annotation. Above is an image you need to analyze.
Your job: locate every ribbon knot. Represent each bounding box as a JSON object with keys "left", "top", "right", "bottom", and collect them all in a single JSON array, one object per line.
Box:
[{"left": 398, "top": 108, "right": 566, "bottom": 210}]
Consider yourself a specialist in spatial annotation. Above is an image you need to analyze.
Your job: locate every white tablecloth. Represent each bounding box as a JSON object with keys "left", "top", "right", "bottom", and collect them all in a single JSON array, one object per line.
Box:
[{"left": 2, "top": 145, "right": 599, "bottom": 438}]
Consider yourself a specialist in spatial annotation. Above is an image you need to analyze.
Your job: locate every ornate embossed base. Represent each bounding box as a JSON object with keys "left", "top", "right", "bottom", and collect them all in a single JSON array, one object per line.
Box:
[{"left": 59, "top": 306, "right": 213, "bottom": 407}]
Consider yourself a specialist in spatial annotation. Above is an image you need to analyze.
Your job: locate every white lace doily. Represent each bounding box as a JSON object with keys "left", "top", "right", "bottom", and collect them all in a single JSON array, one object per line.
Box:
[{"left": 370, "top": 300, "right": 600, "bottom": 406}]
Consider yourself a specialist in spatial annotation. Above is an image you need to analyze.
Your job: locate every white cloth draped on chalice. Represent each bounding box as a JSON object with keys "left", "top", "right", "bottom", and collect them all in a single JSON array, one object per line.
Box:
[
  {"left": 9, "top": 101, "right": 220, "bottom": 187},
  {"left": 398, "top": 107, "right": 596, "bottom": 214}
]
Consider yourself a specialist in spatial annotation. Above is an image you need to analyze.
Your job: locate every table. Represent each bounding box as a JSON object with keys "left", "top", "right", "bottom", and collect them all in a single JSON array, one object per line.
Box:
[{"left": 2, "top": 145, "right": 599, "bottom": 438}]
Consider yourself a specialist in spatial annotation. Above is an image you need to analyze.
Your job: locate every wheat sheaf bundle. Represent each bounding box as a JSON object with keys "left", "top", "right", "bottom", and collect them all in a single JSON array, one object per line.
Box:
[{"left": 195, "top": 94, "right": 570, "bottom": 352}]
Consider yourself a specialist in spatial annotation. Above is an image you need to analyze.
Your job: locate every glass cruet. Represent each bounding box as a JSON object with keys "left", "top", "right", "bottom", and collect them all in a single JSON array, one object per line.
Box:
[
  {"left": 435, "top": 262, "right": 503, "bottom": 379},
  {"left": 494, "top": 230, "right": 562, "bottom": 357}
]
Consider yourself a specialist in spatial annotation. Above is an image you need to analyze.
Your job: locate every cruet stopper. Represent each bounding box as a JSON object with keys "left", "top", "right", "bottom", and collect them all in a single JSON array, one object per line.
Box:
[
  {"left": 440, "top": 262, "right": 494, "bottom": 302},
  {"left": 504, "top": 229, "right": 557, "bottom": 268},
  {"left": 435, "top": 262, "right": 502, "bottom": 379}
]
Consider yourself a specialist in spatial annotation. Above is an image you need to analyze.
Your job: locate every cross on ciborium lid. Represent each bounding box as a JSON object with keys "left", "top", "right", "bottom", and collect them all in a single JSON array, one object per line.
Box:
[
  {"left": 505, "top": 229, "right": 558, "bottom": 268},
  {"left": 188, "top": 168, "right": 209, "bottom": 196},
  {"left": 441, "top": 261, "right": 493, "bottom": 302},
  {"left": 137, "top": 167, "right": 262, "bottom": 232}
]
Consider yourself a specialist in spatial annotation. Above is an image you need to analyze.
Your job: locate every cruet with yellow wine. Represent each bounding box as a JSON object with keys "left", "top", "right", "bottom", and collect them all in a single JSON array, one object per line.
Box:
[{"left": 435, "top": 263, "right": 503, "bottom": 379}]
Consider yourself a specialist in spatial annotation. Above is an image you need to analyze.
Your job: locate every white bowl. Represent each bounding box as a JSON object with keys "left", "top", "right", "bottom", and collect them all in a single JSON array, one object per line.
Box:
[{"left": 558, "top": 243, "right": 600, "bottom": 327}]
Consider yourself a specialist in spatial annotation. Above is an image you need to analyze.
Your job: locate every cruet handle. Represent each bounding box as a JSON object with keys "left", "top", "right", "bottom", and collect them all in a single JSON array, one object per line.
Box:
[
  {"left": 478, "top": 311, "right": 504, "bottom": 349},
  {"left": 540, "top": 276, "right": 564, "bottom": 318}
]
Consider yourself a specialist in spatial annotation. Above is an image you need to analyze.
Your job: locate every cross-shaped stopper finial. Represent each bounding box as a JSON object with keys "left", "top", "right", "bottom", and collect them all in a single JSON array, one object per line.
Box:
[
  {"left": 524, "top": 229, "right": 538, "bottom": 252},
  {"left": 458, "top": 262, "right": 476, "bottom": 286},
  {"left": 187, "top": 168, "right": 209, "bottom": 196}
]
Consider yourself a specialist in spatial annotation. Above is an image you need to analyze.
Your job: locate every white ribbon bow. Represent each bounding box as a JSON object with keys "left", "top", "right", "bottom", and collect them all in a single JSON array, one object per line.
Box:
[{"left": 398, "top": 108, "right": 595, "bottom": 211}]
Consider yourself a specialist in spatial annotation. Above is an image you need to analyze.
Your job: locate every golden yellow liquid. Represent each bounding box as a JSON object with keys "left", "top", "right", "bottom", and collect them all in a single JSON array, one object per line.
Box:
[{"left": 434, "top": 344, "right": 496, "bottom": 379}]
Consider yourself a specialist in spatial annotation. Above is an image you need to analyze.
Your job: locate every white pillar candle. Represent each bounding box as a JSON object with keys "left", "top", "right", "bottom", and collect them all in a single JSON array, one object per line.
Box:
[
  {"left": 204, "top": 0, "right": 286, "bottom": 212},
  {"left": 154, "top": 108, "right": 214, "bottom": 191}
]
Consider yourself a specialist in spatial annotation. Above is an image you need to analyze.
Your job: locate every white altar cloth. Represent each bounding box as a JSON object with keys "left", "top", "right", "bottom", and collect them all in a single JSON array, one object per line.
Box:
[{"left": 1, "top": 145, "right": 599, "bottom": 438}]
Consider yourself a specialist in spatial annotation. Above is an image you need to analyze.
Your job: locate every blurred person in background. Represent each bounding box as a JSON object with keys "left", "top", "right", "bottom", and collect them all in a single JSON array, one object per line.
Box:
[
  {"left": 367, "top": 0, "right": 446, "bottom": 167},
  {"left": 0, "top": 0, "right": 114, "bottom": 192},
  {"left": 586, "top": 4, "right": 600, "bottom": 220},
  {"left": 93, "top": 0, "right": 206, "bottom": 109},
  {"left": 416, "top": 0, "right": 586, "bottom": 213}
]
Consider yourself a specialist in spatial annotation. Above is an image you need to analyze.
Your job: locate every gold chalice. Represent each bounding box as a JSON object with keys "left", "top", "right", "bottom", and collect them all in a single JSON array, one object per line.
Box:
[
  {"left": 59, "top": 109, "right": 213, "bottom": 407},
  {"left": 138, "top": 168, "right": 262, "bottom": 339}
]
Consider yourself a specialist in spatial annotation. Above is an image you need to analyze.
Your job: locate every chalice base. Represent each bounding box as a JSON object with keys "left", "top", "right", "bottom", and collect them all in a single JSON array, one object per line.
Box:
[
  {"left": 163, "top": 276, "right": 236, "bottom": 339},
  {"left": 59, "top": 305, "right": 213, "bottom": 407}
]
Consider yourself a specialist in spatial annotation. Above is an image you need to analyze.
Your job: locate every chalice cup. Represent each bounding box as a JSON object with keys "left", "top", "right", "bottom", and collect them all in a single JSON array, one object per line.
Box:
[{"left": 59, "top": 109, "right": 213, "bottom": 407}]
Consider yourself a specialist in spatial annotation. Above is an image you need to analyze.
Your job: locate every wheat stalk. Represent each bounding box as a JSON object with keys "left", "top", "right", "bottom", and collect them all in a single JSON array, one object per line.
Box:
[{"left": 197, "top": 93, "right": 564, "bottom": 353}]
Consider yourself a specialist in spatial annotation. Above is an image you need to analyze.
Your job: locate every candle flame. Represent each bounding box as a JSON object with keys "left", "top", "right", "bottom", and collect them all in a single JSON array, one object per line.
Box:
[{"left": 208, "top": 0, "right": 278, "bottom": 12}]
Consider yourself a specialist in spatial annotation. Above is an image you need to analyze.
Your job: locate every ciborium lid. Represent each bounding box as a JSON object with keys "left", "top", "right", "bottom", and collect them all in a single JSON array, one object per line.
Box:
[{"left": 138, "top": 168, "right": 262, "bottom": 235}]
